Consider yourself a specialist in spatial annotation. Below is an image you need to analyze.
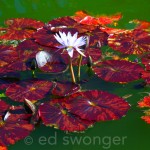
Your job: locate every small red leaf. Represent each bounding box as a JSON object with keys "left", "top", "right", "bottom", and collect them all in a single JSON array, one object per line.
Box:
[
  {"left": 39, "top": 100, "right": 94, "bottom": 132},
  {"left": 92, "top": 60, "right": 144, "bottom": 83},
  {"left": 0, "top": 18, "right": 44, "bottom": 40},
  {"left": 6, "top": 79, "right": 53, "bottom": 102},
  {"left": 52, "top": 81, "right": 80, "bottom": 97},
  {"left": 138, "top": 96, "right": 150, "bottom": 108},
  {"left": 108, "top": 29, "right": 150, "bottom": 55},
  {"left": 0, "top": 104, "right": 34, "bottom": 146},
  {"left": 64, "top": 90, "right": 130, "bottom": 121}
]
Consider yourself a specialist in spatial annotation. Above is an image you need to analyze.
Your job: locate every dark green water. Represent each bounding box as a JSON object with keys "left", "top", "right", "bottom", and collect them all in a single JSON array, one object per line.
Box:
[{"left": 0, "top": 0, "right": 150, "bottom": 150}]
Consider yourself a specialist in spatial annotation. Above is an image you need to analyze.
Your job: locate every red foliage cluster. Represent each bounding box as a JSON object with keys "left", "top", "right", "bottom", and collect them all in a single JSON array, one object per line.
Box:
[{"left": 138, "top": 96, "right": 150, "bottom": 124}]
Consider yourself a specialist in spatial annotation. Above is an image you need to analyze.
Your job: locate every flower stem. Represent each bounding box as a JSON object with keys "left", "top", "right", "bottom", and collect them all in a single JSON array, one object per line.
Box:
[
  {"left": 77, "top": 54, "right": 83, "bottom": 82},
  {"left": 69, "top": 57, "right": 76, "bottom": 83}
]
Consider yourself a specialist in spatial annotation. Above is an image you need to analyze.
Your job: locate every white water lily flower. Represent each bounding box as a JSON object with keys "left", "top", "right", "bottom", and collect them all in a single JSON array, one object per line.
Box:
[
  {"left": 54, "top": 31, "right": 86, "bottom": 58},
  {"left": 36, "top": 51, "right": 52, "bottom": 67},
  {"left": 3, "top": 111, "right": 11, "bottom": 121}
]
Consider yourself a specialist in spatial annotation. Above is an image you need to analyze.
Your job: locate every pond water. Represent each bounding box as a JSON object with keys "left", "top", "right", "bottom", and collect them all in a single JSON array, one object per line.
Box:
[{"left": 0, "top": 0, "right": 150, "bottom": 150}]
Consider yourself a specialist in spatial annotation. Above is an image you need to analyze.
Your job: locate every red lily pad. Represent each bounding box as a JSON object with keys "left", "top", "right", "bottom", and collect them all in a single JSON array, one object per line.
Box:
[
  {"left": 92, "top": 60, "right": 144, "bottom": 83},
  {"left": 0, "top": 68, "right": 20, "bottom": 77},
  {"left": 4, "top": 40, "right": 55, "bottom": 71},
  {"left": 73, "top": 11, "right": 122, "bottom": 26},
  {"left": 141, "top": 71, "right": 150, "bottom": 84},
  {"left": 48, "top": 16, "right": 77, "bottom": 28},
  {"left": 97, "top": 13, "right": 122, "bottom": 25},
  {"left": 0, "top": 79, "right": 16, "bottom": 91},
  {"left": 138, "top": 96, "right": 150, "bottom": 108},
  {"left": 130, "top": 19, "right": 150, "bottom": 30},
  {"left": 33, "top": 24, "right": 95, "bottom": 48},
  {"left": 33, "top": 27, "right": 59, "bottom": 47},
  {"left": 0, "top": 45, "right": 18, "bottom": 68},
  {"left": 5, "top": 79, "right": 53, "bottom": 102},
  {"left": 0, "top": 146, "right": 7, "bottom": 150},
  {"left": 38, "top": 52, "right": 68, "bottom": 73},
  {"left": 78, "top": 16, "right": 99, "bottom": 26},
  {"left": 0, "top": 100, "right": 9, "bottom": 117},
  {"left": 0, "top": 18, "right": 44, "bottom": 40},
  {"left": 52, "top": 81, "right": 80, "bottom": 97},
  {"left": 61, "top": 47, "right": 101, "bottom": 66},
  {"left": 16, "top": 39, "right": 56, "bottom": 58},
  {"left": 73, "top": 10, "right": 90, "bottom": 22},
  {"left": 141, "top": 53, "right": 150, "bottom": 71},
  {"left": 108, "top": 29, "right": 150, "bottom": 55},
  {"left": 39, "top": 100, "right": 94, "bottom": 132},
  {"left": 0, "top": 104, "right": 34, "bottom": 146},
  {"left": 5, "top": 57, "right": 31, "bottom": 71},
  {"left": 79, "top": 47, "right": 102, "bottom": 66},
  {"left": 0, "top": 42, "right": 37, "bottom": 71},
  {"left": 74, "top": 24, "right": 96, "bottom": 33},
  {"left": 48, "top": 16, "right": 96, "bottom": 33},
  {"left": 141, "top": 116, "right": 150, "bottom": 124},
  {"left": 64, "top": 90, "right": 130, "bottom": 121},
  {"left": 84, "top": 28, "right": 108, "bottom": 47},
  {"left": 100, "top": 27, "right": 126, "bottom": 35},
  {"left": 0, "top": 68, "right": 20, "bottom": 90}
]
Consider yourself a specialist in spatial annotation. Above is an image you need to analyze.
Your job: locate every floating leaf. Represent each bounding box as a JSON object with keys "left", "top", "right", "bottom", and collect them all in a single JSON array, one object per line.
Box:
[
  {"left": 141, "top": 116, "right": 150, "bottom": 124},
  {"left": 100, "top": 27, "right": 126, "bottom": 35},
  {"left": 141, "top": 71, "right": 150, "bottom": 84},
  {"left": 84, "top": 28, "right": 108, "bottom": 47},
  {"left": 0, "top": 18, "right": 44, "bottom": 40},
  {"left": 52, "top": 81, "right": 80, "bottom": 97},
  {"left": 61, "top": 48, "right": 101, "bottom": 66},
  {"left": 0, "top": 42, "right": 35, "bottom": 71},
  {"left": 0, "top": 103, "right": 34, "bottom": 146},
  {"left": 0, "top": 70, "right": 20, "bottom": 90},
  {"left": 92, "top": 60, "right": 144, "bottom": 83},
  {"left": 108, "top": 29, "right": 150, "bottom": 55},
  {"left": 97, "top": 13, "right": 122, "bottom": 25},
  {"left": 48, "top": 16, "right": 77, "bottom": 28},
  {"left": 37, "top": 51, "right": 68, "bottom": 73},
  {"left": 141, "top": 53, "right": 150, "bottom": 70},
  {"left": 130, "top": 19, "right": 150, "bottom": 30},
  {"left": 39, "top": 100, "right": 94, "bottom": 132},
  {"left": 64, "top": 90, "right": 130, "bottom": 121},
  {"left": 0, "top": 45, "right": 18, "bottom": 68},
  {"left": 48, "top": 16, "right": 96, "bottom": 33},
  {"left": 6, "top": 79, "right": 53, "bottom": 102},
  {"left": 78, "top": 16, "right": 98, "bottom": 26},
  {"left": 73, "top": 10, "right": 89, "bottom": 22},
  {"left": 0, "top": 100, "right": 9, "bottom": 117},
  {"left": 33, "top": 23, "right": 95, "bottom": 48},
  {"left": 33, "top": 27, "right": 59, "bottom": 47},
  {"left": 5, "top": 57, "right": 31, "bottom": 71},
  {"left": 138, "top": 96, "right": 150, "bottom": 108},
  {"left": 16, "top": 39, "right": 53, "bottom": 57},
  {"left": 73, "top": 11, "right": 122, "bottom": 26},
  {"left": 0, "top": 79, "right": 14, "bottom": 91},
  {"left": 0, "top": 146, "right": 7, "bottom": 150},
  {"left": 6, "top": 40, "right": 57, "bottom": 71}
]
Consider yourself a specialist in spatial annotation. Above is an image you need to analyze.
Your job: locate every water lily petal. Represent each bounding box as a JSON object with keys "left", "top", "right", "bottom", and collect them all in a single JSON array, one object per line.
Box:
[
  {"left": 76, "top": 47, "right": 86, "bottom": 57},
  {"left": 69, "top": 32, "right": 78, "bottom": 46},
  {"left": 74, "top": 36, "right": 86, "bottom": 47},
  {"left": 67, "top": 47, "right": 74, "bottom": 58},
  {"left": 54, "top": 34, "right": 65, "bottom": 46},
  {"left": 61, "top": 32, "right": 68, "bottom": 46},
  {"left": 36, "top": 51, "right": 52, "bottom": 67}
]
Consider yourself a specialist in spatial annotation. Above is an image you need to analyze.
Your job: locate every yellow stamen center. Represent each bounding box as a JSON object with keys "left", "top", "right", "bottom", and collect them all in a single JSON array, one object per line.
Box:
[{"left": 88, "top": 101, "right": 97, "bottom": 106}]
